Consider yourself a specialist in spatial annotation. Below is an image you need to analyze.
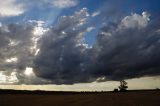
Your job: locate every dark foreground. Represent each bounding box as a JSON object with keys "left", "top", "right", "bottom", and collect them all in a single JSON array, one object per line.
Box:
[{"left": 0, "top": 90, "right": 160, "bottom": 106}]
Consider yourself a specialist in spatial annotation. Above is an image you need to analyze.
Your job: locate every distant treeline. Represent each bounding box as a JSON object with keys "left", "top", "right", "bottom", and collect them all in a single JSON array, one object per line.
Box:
[
  {"left": 0, "top": 89, "right": 108, "bottom": 95},
  {"left": 0, "top": 89, "right": 159, "bottom": 95}
]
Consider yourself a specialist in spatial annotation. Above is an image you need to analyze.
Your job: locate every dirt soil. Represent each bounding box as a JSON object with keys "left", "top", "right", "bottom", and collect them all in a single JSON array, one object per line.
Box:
[{"left": 0, "top": 90, "right": 160, "bottom": 106}]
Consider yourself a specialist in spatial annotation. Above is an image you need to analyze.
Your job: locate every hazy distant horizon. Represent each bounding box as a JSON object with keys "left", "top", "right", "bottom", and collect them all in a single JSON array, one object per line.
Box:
[{"left": 0, "top": 76, "right": 160, "bottom": 91}]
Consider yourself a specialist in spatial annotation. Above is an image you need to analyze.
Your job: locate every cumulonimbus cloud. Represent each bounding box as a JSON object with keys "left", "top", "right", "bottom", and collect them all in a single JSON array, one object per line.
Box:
[
  {"left": 0, "top": 7, "right": 160, "bottom": 84},
  {"left": 33, "top": 9, "right": 160, "bottom": 84}
]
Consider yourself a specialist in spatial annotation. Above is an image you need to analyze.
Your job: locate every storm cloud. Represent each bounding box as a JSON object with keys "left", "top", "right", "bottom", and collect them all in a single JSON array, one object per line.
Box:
[
  {"left": 33, "top": 8, "right": 92, "bottom": 84},
  {"left": 0, "top": 0, "right": 160, "bottom": 84},
  {"left": 90, "top": 12, "right": 160, "bottom": 81},
  {"left": 33, "top": 9, "right": 160, "bottom": 84}
]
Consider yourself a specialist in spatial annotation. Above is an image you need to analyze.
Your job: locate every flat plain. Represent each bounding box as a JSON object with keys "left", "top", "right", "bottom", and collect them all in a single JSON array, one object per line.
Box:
[{"left": 0, "top": 90, "right": 160, "bottom": 106}]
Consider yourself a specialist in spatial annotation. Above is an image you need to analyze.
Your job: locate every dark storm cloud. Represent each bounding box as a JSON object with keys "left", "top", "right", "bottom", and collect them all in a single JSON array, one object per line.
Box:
[
  {"left": 33, "top": 8, "right": 93, "bottom": 84},
  {"left": 90, "top": 15, "right": 160, "bottom": 80},
  {"left": 33, "top": 8, "right": 160, "bottom": 84},
  {"left": 0, "top": 22, "right": 53, "bottom": 84},
  {"left": 1, "top": 4, "right": 160, "bottom": 84}
]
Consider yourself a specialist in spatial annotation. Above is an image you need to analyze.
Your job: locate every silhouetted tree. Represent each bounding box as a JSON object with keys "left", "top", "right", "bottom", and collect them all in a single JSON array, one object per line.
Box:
[
  {"left": 119, "top": 80, "right": 128, "bottom": 92},
  {"left": 113, "top": 88, "right": 119, "bottom": 92}
]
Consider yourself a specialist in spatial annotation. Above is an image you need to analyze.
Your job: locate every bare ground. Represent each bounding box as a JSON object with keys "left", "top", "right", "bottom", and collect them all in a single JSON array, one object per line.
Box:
[{"left": 0, "top": 90, "right": 160, "bottom": 106}]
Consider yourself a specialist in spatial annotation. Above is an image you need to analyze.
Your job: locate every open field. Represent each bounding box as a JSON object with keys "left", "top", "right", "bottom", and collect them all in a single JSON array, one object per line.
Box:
[{"left": 0, "top": 90, "right": 160, "bottom": 106}]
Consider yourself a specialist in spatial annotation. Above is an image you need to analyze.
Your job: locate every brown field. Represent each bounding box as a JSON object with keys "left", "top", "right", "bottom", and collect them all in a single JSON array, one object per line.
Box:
[{"left": 0, "top": 90, "right": 160, "bottom": 106}]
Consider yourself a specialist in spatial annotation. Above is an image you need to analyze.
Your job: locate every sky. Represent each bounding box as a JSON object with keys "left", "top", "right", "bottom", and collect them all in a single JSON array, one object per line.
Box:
[{"left": 0, "top": 0, "right": 160, "bottom": 91}]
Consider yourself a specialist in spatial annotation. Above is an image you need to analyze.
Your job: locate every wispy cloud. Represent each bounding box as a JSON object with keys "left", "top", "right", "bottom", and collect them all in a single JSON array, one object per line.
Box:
[{"left": 51, "top": 0, "right": 78, "bottom": 8}]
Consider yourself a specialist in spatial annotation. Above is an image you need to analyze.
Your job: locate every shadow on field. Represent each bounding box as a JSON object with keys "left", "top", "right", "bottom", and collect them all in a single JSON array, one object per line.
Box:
[{"left": 0, "top": 89, "right": 160, "bottom": 106}]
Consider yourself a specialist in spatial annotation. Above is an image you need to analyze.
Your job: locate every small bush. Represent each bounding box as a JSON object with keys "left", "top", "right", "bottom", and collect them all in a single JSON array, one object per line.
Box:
[{"left": 113, "top": 88, "right": 119, "bottom": 92}]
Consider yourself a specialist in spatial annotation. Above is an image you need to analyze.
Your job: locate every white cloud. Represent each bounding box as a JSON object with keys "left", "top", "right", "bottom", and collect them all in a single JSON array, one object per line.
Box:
[
  {"left": 0, "top": 22, "right": 2, "bottom": 27},
  {"left": 101, "top": 32, "right": 112, "bottom": 37},
  {"left": 0, "top": 71, "right": 19, "bottom": 84},
  {"left": 5, "top": 57, "right": 18, "bottom": 63},
  {"left": 92, "top": 11, "right": 100, "bottom": 17},
  {"left": 0, "top": 0, "right": 79, "bottom": 17},
  {"left": 86, "top": 27, "right": 95, "bottom": 32},
  {"left": 8, "top": 39, "right": 20, "bottom": 46},
  {"left": 29, "top": 20, "right": 49, "bottom": 56},
  {"left": 32, "top": 20, "right": 47, "bottom": 36},
  {"left": 0, "top": 0, "right": 25, "bottom": 17},
  {"left": 24, "top": 67, "right": 35, "bottom": 76},
  {"left": 51, "top": 0, "right": 78, "bottom": 8},
  {"left": 119, "top": 11, "right": 150, "bottom": 29}
]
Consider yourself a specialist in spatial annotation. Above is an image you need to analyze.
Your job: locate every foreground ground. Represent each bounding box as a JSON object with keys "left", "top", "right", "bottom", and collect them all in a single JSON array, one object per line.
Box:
[{"left": 0, "top": 90, "right": 160, "bottom": 106}]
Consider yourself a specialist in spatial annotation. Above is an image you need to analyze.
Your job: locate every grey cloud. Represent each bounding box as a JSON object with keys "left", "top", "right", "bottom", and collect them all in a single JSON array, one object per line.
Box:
[
  {"left": 33, "top": 8, "right": 92, "bottom": 84},
  {"left": 0, "top": 23, "right": 36, "bottom": 83},
  {"left": 0, "top": 22, "right": 54, "bottom": 84},
  {"left": 33, "top": 9, "right": 160, "bottom": 84},
  {"left": 90, "top": 13, "right": 160, "bottom": 80},
  {"left": 1, "top": 7, "right": 160, "bottom": 85}
]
